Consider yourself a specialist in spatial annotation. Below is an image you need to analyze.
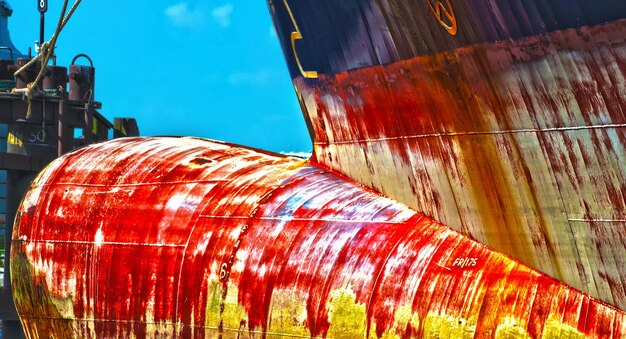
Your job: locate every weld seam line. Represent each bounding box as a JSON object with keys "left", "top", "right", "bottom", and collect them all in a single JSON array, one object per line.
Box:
[
  {"left": 11, "top": 239, "right": 184, "bottom": 247},
  {"left": 199, "top": 215, "right": 405, "bottom": 224},
  {"left": 568, "top": 218, "right": 626, "bottom": 223},
  {"left": 39, "top": 180, "right": 228, "bottom": 188},
  {"left": 315, "top": 123, "right": 626, "bottom": 145}
]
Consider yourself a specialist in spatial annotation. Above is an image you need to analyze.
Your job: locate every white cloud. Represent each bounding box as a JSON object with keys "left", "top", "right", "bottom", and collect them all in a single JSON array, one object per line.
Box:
[
  {"left": 227, "top": 69, "right": 279, "bottom": 86},
  {"left": 165, "top": 2, "right": 204, "bottom": 27},
  {"left": 211, "top": 4, "right": 234, "bottom": 28}
]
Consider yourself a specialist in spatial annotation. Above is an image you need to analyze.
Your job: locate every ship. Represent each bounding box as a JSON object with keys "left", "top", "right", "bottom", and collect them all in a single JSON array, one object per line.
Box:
[{"left": 8, "top": 0, "right": 626, "bottom": 338}]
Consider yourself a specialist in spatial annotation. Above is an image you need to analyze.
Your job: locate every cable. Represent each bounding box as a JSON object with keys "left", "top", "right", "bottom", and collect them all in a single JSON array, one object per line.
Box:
[{"left": 13, "top": 0, "right": 83, "bottom": 118}]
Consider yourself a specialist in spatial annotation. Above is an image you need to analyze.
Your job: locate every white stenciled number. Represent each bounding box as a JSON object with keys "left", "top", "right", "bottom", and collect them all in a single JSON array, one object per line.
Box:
[
  {"left": 29, "top": 130, "right": 46, "bottom": 143},
  {"left": 40, "top": 0, "right": 45, "bottom": 7},
  {"left": 452, "top": 257, "right": 478, "bottom": 268},
  {"left": 282, "top": 0, "right": 318, "bottom": 79},
  {"left": 427, "top": 0, "right": 458, "bottom": 36}
]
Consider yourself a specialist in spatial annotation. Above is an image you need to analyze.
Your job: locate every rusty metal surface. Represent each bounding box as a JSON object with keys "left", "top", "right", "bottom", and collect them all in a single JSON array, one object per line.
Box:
[
  {"left": 11, "top": 137, "right": 626, "bottom": 338},
  {"left": 272, "top": 2, "right": 626, "bottom": 310}
]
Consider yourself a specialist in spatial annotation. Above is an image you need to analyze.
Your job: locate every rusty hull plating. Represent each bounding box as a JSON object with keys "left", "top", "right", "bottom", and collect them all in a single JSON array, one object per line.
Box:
[
  {"left": 268, "top": 0, "right": 626, "bottom": 312},
  {"left": 10, "top": 137, "right": 626, "bottom": 338}
]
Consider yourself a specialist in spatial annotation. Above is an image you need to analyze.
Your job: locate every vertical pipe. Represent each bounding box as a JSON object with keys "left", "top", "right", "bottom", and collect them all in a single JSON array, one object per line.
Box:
[
  {"left": 84, "top": 103, "right": 93, "bottom": 144},
  {"left": 39, "top": 12, "right": 44, "bottom": 49},
  {"left": 57, "top": 99, "right": 67, "bottom": 156}
]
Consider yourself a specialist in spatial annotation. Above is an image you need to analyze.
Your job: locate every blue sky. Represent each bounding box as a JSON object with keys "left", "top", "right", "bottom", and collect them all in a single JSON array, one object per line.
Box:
[{"left": 7, "top": 1, "right": 311, "bottom": 153}]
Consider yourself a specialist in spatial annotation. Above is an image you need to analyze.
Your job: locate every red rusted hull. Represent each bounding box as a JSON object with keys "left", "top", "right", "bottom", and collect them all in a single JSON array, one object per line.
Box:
[
  {"left": 11, "top": 137, "right": 626, "bottom": 337},
  {"left": 272, "top": 3, "right": 626, "bottom": 310}
]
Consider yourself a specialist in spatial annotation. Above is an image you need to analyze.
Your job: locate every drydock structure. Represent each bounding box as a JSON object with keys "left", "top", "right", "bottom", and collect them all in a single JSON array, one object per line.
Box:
[
  {"left": 9, "top": 0, "right": 626, "bottom": 338},
  {"left": 0, "top": 2, "right": 139, "bottom": 337}
]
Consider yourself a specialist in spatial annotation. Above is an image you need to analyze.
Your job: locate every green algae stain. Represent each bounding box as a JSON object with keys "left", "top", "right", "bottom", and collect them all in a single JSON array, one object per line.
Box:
[
  {"left": 324, "top": 290, "right": 421, "bottom": 339},
  {"left": 204, "top": 280, "right": 248, "bottom": 331},
  {"left": 495, "top": 317, "right": 531, "bottom": 339},
  {"left": 327, "top": 287, "right": 367, "bottom": 339},
  {"left": 379, "top": 330, "right": 400, "bottom": 339},
  {"left": 395, "top": 304, "right": 420, "bottom": 331},
  {"left": 49, "top": 294, "right": 76, "bottom": 320},
  {"left": 373, "top": 304, "right": 421, "bottom": 339},
  {"left": 222, "top": 284, "right": 248, "bottom": 329},
  {"left": 268, "top": 289, "right": 310, "bottom": 336},
  {"left": 423, "top": 312, "right": 475, "bottom": 339},
  {"left": 541, "top": 319, "right": 585, "bottom": 339},
  {"left": 204, "top": 279, "right": 222, "bottom": 327},
  {"left": 11, "top": 253, "right": 76, "bottom": 337}
]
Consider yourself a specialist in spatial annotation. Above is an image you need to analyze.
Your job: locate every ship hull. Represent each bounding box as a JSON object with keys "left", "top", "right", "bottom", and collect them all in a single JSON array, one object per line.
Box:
[
  {"left": 11, "top": 137, "right": 626, "bottom": 337},
  {"left": 268, "top": 0, "right": 626, "bottom": 310}
]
